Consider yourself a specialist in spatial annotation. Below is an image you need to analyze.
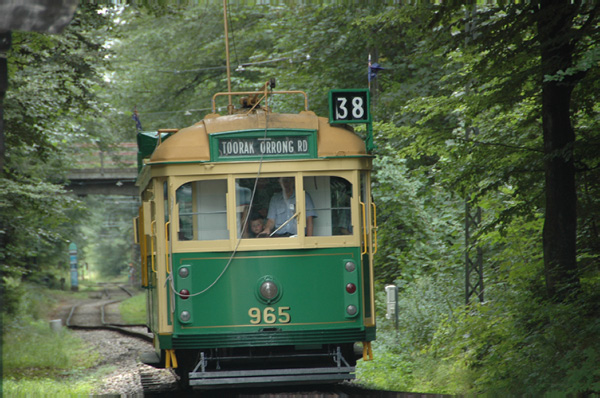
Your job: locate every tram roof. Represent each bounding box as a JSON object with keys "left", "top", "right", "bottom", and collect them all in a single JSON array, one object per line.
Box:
[{"left": 147, "top": 110, "right": 367, "bottom": 164}]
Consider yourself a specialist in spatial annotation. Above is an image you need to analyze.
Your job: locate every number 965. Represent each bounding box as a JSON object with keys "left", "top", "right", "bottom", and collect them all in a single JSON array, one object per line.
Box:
[{"left": 248, "top": 306, "right": 291, "bottom": 324}]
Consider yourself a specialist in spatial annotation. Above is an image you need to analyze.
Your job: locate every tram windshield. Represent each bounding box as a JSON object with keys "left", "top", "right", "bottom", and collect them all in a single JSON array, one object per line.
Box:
[
  {"left": 236, "top": 176, "right": 353, "bottom": 239},
  {"left": 175, "top": 175, "right": 354, "bottom": 242}
]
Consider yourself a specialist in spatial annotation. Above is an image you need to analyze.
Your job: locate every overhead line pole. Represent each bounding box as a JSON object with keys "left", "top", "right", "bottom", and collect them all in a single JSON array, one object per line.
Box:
[{"left": 464, "top": 4, "right": 484, "bottom": 305}]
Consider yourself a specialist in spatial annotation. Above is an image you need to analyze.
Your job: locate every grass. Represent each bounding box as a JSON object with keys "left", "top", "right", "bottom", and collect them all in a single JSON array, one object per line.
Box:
[
  {"left": 2, "top": 315, "right": 101, "bottom": 397},
  {"left": 2, "top": 317, "right": 100, "bottom": 377},
  {"left": 2, "top": 377, "right": 98, "bottom": 397},
  {"left": 1, "top": 282, "right": 136, "bottom": 396},
  {"left": 119, "top": 292, "right": 147, "bottom": 324}
]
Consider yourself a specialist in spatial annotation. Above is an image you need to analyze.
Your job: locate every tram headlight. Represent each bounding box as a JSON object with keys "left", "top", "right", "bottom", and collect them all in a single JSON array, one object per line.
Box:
[
  {"left": 180, "top": 311, "right": 191, "bottom": 322},
  {"left": 346, "top": 305, "right": 358, "bottom": 316},
  {"left": 255, "top": 276, "right": 282, "bottom": 304},
  {"left": 179, "top": 267, "right": 190, "bottom": 278},
  {"left": 345, "top": 261, "right": 356, "bottom": 272},
  {"left": 260, "top": 281, "right": 278, "bottom": 301}
]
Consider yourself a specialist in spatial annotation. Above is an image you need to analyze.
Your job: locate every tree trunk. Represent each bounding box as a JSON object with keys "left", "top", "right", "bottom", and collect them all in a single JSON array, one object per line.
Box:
[{"left": 537, "top": 0, "right": 580, "bottom": 300}]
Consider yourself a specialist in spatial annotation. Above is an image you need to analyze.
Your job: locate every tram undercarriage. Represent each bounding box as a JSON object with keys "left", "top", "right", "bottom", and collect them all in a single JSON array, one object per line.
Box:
[{"left": 144, "top": 343, "right": 359, "bottom": 389}]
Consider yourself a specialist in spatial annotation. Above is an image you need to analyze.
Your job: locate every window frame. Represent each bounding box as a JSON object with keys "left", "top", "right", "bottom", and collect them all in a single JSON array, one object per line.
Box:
[{"left": 170, "top": 171, "right": 361, "bottom": 253}]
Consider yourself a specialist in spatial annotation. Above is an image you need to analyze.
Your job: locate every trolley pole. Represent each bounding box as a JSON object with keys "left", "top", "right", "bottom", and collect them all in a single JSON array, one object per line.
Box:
[{"left": 223, "top": 0, "right": 233, "bottom": 115}]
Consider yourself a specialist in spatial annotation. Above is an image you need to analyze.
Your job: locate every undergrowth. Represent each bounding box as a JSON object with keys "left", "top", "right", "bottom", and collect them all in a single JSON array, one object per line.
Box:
[
  {"left": 1, "top": 283, "right": 101, "bottom": 396},
  {"left": 119, "top": 292, "right": 147, "bottom": 324}
]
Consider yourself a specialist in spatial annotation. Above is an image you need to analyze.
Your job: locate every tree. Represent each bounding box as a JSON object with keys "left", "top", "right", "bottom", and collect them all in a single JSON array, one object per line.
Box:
[
  {"left": 536, "top": 0, "right": 599, "bottom": 300},
  {"left": 0, "top": 5, "right": 113, "bottom": 311},
  {"left": 381, "top": 3, "right": 600, "bottom": 301}
]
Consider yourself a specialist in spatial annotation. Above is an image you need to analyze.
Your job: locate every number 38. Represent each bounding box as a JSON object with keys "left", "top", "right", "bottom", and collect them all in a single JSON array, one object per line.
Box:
[
  {"left": 248, "top": 306, "right": 291, "bottom": 324},
  {"left": 335, "top": 96, "right": 365, "bottom": 120}
]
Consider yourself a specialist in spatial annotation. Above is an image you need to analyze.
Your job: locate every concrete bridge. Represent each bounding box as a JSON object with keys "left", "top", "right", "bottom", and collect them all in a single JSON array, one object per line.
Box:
[
  {"left": 66, "top": 167, "right": 138, "bottom": 196},
  {"left": 66, "top": 142, "right": 138, "bottom": 196}
]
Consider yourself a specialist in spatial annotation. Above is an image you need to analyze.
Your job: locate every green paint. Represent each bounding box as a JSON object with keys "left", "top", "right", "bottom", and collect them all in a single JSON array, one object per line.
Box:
[{"left": 166, "top": 247, "right": 368, "bottom": 349}]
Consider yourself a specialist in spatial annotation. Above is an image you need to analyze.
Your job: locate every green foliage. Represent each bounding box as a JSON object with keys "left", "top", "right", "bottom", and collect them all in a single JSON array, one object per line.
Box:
[
  {"left": 2, "top": 377, "right": 96, "bottom": 397},
  {"left": 2, "top": 312, "right": 99, "bottom": 397},
  {"left": 427, "top": 291, "right": 600, "bottom": 396},
  {"left": 372, "top": 143, "right": 464, "bottom": 283},
  {"left": 1, "top": 5, "right": 114, "bottom": 313},
  {"left": 358, "top": 276, "right": 462, "bottom": 394},
  {"left": 5, "top": 4, "right": 113, "bottom": 166},
  {"left": 78, "top": 196, "right": 138, "bottom": 278},
  {"left": 108, "top": 4, "right": 274, "bottom": 133}
]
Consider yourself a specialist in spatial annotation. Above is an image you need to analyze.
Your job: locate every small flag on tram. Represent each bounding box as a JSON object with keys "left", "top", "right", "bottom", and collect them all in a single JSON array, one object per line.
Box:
[{"left": 368, "top": 60, "right": 385, "bottom": 82}]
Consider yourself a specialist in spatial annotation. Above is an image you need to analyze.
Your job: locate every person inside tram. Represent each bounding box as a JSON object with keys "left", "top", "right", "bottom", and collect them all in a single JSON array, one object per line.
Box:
[
  {"left": 245, "top": 212, "right": 265, "bottom": 238},
  {"left": 259, "top": 177, "right": 317, "bottom": 237}
]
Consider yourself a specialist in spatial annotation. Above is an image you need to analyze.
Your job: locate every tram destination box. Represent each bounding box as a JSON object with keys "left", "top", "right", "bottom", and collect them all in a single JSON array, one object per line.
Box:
[{"left": 328, "top": 89, "right": 371, "bottom": 125}]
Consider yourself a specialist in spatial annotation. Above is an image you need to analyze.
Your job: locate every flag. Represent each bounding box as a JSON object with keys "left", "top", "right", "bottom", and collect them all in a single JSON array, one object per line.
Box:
[{"left": 368, "top": 62, "right": 385, "bottom": 82}]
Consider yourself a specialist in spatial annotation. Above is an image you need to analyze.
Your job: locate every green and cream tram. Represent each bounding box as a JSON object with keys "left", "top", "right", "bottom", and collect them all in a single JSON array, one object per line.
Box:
[{"left": 134, "top": 88, "right": 377, "bottom": 388}]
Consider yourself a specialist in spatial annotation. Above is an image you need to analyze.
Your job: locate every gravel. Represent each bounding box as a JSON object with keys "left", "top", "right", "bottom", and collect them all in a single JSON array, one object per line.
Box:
[
  {"left": 75, "top": 329, "right": 177, "bottom": 396},
  {"left": 54, "top": 292, "right": 178, "bottom": 396}
]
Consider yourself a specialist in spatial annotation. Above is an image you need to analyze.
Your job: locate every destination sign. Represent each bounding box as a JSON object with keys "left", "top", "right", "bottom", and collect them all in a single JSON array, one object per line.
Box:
[{"left": 219, "top": 136, "right": 309, "bottom": 158}]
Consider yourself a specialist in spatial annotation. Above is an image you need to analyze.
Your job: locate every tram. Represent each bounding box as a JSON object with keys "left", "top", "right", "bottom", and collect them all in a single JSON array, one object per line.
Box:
[{"left": 134, "top": 83, "right": 377, "bottom": 388}]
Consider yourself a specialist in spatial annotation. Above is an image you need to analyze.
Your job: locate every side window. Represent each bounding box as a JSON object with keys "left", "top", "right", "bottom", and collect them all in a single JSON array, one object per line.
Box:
[
  {"left": 303, "top": 176, "right": 353, "bottom": 237},
  {"left": 176, "top": 180, "right": 228, "bottom": 241}
]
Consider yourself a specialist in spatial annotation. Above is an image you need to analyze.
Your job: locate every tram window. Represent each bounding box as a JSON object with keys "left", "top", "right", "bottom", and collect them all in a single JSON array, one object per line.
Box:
[
  {"left": 176, "top": 180, "right": 228, "bottom": 241},
  {"left": 303, "top": 176, "right": 353, "bottom": 237},
  {"left": 236, "top": 178, "right": 279, "bottom": 238},
  {"left": 236, "top": 177, "right": 321, "bottom": 238}
]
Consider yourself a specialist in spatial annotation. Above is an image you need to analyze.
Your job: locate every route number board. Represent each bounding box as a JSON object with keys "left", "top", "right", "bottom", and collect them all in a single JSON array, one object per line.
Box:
[{"left": 328, "top": 89, "right": 371, "bottom": 124}]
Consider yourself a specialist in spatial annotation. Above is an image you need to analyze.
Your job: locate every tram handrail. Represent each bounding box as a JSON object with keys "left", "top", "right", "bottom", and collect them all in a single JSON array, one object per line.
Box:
[
  {"left": 151, "top": 220, "right": 157, "bottom": 273},
  {"left": 133, "top": 216, "right": 139, "bottom": 244},
  {"left": 138, "top": 206, "right": 149, "bottom": 288},
  {"left": 212, "top": 90, "right": 309, "bottom": 113},
  {"left": 165, "top": 221, "right": 171, "bottom": 274},
  {"left": 371, "top": 202, "right": 378, "bottom": 255},
  {"left": 360, "top": 202, "right": 367, "bottom": 255}
]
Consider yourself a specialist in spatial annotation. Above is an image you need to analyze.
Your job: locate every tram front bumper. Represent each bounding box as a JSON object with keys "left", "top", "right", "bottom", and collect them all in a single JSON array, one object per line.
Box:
[{"left": 189, "top": 366, "right": 355, "bottom": 389}]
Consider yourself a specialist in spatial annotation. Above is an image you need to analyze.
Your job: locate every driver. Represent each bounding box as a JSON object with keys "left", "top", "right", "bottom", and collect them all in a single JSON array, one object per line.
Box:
[{"left": 260, "top": 177, "right": 316, "bottom": 237}]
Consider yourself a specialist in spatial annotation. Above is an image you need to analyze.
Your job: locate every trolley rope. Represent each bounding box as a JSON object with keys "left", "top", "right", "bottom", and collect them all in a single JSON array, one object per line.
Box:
[{"left": 167, "top": 87, "right": 272, "bottom": 299}]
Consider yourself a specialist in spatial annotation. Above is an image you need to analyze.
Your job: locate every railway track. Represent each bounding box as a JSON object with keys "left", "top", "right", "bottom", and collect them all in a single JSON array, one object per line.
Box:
[{"left": 65, "top": 283, "right": 152, "bottom": 343}]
